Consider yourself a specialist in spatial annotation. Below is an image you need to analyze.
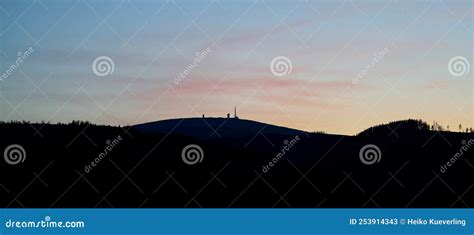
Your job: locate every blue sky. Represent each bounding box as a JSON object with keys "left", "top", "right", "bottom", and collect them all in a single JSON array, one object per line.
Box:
[{"left": 0, "top": 0, "right": 472, "bottom": 134}]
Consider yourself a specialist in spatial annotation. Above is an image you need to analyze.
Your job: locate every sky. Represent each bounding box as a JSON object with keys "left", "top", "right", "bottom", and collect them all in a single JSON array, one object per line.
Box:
[{"left": 0, "top": 0, "right": 472, "bottom": 135}]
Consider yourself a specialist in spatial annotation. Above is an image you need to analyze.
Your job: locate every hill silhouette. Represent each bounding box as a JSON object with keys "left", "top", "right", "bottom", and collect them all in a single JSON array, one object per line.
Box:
[
  {"left": 358, "top": 119, "right": 431, "bottom": 137},
  {"left": 0, "top": 118, "right": 472, "bottom": 208},
  {"left": 133, "top": 117, "right": 305, "bottom": 140}
]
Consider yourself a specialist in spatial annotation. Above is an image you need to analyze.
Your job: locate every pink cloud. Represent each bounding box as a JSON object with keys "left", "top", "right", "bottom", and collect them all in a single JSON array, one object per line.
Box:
[{"left": 417, "top": 80, "right": 450, "bottom": 90}]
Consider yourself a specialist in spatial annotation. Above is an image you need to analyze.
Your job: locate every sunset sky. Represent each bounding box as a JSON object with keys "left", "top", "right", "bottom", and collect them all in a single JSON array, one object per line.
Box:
[{"left": 0, "top": 0, "right": 472, "bottom": 135}]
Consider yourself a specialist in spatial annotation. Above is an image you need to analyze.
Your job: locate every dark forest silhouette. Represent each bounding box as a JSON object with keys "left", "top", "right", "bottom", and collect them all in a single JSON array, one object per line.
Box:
[{"left": 0, "top": 118, "right": 473, "bottom": 208}]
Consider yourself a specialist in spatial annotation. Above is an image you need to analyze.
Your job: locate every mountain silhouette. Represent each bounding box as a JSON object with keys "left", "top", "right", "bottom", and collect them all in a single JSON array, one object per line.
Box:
[
  {"left": 133, "top": 117, "right": 305, "bottom": 139},
  {"left": 0, "top": 118, "right": 472, "bottom": 208},
  {"left": 358, "top": 119, "right": 431, "bottom": 137}
]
